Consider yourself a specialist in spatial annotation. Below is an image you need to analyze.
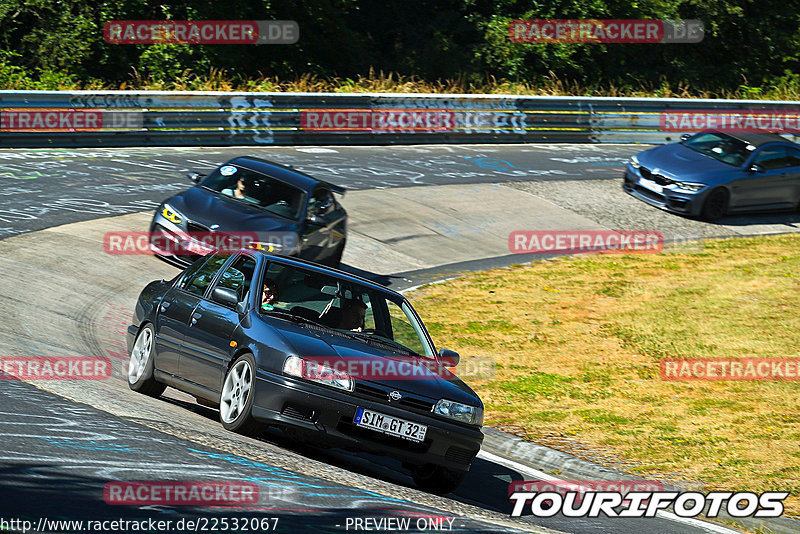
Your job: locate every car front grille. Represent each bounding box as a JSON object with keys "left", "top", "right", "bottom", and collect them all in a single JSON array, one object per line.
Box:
[
  {"left": 639, "top": 167, "right": 674, "bottom": 186},
  {"left": 353, "top": 383, "right": 435, "bottom": 414},
  {"left": 445, "top": 446, "right": 479, "bottom": 465},
  {"left": 186, "top": 221, "right": 210, "bottom": 234},
  {"left": 281, "top": 403, "right": 316, "bottom": 421},
  {"left": 634, "top": 184, "right": 666, "bottom": 202}
]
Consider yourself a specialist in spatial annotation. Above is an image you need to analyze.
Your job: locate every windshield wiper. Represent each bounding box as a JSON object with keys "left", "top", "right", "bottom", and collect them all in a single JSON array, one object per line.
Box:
[
  {"left": 344, "top": 331, "right": 423, "bottom": 357},
  {"left": 261, "top": 309, "right": 332, "bottom": 329}
]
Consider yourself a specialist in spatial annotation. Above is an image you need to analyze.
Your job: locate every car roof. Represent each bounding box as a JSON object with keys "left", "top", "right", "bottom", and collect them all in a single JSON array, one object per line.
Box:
[
  {"left": 256, "top": 252, "right": 403, "bottom": 298},
  {"left": 715, "top": 131, "right": 795, "bottom": 148},
  {"left": 230, "top": 156, "right": 323, "bottom": 193}
]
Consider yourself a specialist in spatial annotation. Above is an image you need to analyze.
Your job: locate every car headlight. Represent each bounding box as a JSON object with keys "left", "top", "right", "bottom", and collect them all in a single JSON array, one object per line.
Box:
[
  {"left": 161, "top": 204, "right": 182, "bottom": 224},
  {"left": 630, "top": 155, "right": 641, "bottom": 169},
  {"left": 283, "top": 356, "right": 353, "bottom": 392},
  {"left": 675, "top": 182, "right": 706, "bottom": 192},
  {"left": 433, "top": 399, "right": 483, "bottom": 426},
  {"left": 248, "top": 232, "right": 299, "bottom": 255}
]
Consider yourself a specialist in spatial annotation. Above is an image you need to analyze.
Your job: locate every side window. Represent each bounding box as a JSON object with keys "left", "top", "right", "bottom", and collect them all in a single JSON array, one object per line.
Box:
[
  {"left": 384, "top": 300, "right": 432, "bottom": 357},
  {"left": 183, "top": 255, "right": 229, "bottom": 297},
  {"left": 309, "top": 188, "right": 334, "bottom": 216},
  {"left": 212, "top": 255, "right": 256, "bottom": 303},
  {"left": 754, "top": 147, "right": 790, "bottom": 170},
  {"left": 177, "top": 256, "right": 209, "bottom": 290}
]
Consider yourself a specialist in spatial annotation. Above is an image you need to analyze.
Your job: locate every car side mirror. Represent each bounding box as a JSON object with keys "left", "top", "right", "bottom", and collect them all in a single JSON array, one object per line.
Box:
[
  {"left": 187, "top": 171, "right": 204, "bottom": 183},
  {"left": 211, "top": 286, "right": 240, "bottom": 308},
  {"left": 438, "top": 348, "right": 460, "bottom": 367},
  {"left": 748, "top": 164, "right": 764, "bottom": 173},
  {"left": 680, "top": 134, "right": 691, "bottom": 142}
]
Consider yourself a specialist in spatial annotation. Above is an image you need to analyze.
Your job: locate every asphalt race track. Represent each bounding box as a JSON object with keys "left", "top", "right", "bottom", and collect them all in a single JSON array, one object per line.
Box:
[{"left": 3, "top": 143, "right": 797, "bottom": 533}]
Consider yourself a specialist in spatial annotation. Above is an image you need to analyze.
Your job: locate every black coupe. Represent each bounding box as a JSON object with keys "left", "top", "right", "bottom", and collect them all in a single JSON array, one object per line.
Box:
[{"left": 150, "top": 156, "right": 347, "bottom": 267}]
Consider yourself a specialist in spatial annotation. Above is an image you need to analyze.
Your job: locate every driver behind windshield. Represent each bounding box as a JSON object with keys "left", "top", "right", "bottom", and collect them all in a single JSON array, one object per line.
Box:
[
  {"left": 338, "top": 299, "right": 367, "bottom": 331},
  {"left": 221, "top": 176, "right": 247, "bottom": 199}
]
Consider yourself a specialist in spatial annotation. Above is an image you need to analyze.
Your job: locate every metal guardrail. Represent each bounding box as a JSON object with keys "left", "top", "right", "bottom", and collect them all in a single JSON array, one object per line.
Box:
[{"left": 1, "top": 90, "right": 799, "bottom": 147}]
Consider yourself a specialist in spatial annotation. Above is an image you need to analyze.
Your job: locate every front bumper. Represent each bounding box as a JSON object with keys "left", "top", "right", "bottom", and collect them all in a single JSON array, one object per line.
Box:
[
  {"left": 149, "top": 213, "right": 209, "bottom": 268},
  {"left": 251, "top": 369, "right": 484, "bottom": 472},
  {"left": 622, "top": 164, "right": 704, "bottom": 216}
]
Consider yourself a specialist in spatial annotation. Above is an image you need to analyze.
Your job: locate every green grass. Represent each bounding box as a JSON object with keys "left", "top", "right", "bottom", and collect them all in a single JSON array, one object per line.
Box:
[{"left": 407, "top": 233, "right": 800, "bottom": 515}]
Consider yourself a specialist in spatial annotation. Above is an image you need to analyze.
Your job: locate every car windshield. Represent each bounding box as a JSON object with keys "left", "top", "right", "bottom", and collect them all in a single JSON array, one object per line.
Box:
[
  {"left": 681, "top": 132, "right": 753, "bottom": 167},
  {"left": 200, "top": 165, "right": 305, "bottom": 219},
  {"left": 259, "top": 261, "right": 435, "bottom": 359}
]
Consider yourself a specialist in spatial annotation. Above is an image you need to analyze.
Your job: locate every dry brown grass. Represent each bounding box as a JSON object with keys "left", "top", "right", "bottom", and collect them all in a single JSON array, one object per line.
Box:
[{"left": 62, "top": 68, "right": 800, "bottom": 100}]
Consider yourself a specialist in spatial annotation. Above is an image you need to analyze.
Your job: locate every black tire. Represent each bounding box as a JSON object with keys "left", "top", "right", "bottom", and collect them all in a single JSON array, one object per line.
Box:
[
  {"left": 326, "top": 240, "right": 345, "bottom": 268},
  {"left": 220, "top": 353, "right": 261, "bottom": 436},
  {"left": 701, "top": 188, "right": 728, "bottom": 221},
  {"left": 128, "top": 324, "right": 166, "bottom": 397},
  {"left": 410, "top": 464, "right": 466, "bottom": 495}
]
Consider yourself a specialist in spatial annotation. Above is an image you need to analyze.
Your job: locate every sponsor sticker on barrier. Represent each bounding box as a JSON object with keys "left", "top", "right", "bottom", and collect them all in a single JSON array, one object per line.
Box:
[
  {"left": 661, "top": 357, "right": 800, "bottom": 381},
  {"left": 104, "top": 20, "right": 298, "bottom": 44},
  {"left": 509, "top": 230, "right": 664, "bottom": 255},
  {"left": 509, "top": 19, "right": 703, "bottom": 44},
  {"left": 104, "top": 481, "right": 259, "bottom": 506},
  {"left": 1, "top": 356, "right": 112, "bottom": 380}
]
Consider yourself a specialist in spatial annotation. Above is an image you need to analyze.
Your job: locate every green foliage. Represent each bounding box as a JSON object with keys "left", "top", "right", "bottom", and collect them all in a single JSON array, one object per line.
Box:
[{"left": 0, "top": 0, "right": 798, "bottom": 95}]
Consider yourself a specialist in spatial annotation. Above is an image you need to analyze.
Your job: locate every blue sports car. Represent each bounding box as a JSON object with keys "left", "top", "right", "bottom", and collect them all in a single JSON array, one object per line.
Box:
[
  {"left": 150, "top": 156, "right": 347, "bottom": 267},
  {"left": 623, "top": 130, "right": 800, "bottom": 220}
]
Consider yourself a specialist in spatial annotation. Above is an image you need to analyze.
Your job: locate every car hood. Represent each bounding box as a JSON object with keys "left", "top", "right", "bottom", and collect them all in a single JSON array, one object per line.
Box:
[
  {"left": 277, "top": 326, "right": 481, "bottom": 407},
  {"left": 637, "top": 143, "right": 739, "bottom": 181},
  {"left": 166, "top": 187, "right": 295, "bottom": 232}
]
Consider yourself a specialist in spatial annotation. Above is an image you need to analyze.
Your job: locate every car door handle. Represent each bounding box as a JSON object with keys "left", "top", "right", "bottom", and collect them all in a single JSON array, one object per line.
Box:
[
  {"left": 190, "top": 312, "right": 201, "bottom": 326},
  {"left": 159, "top": 302, "right": 171, "bottom": 313}
]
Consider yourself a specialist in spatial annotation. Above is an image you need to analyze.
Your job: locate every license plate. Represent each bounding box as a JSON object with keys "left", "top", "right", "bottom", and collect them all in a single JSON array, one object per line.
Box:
[
  {"left": 354, "top": 407, "right": 427, "bottom": 442},
  {"left": 638, "top": 177, "right": 663, "bottom": 194}
]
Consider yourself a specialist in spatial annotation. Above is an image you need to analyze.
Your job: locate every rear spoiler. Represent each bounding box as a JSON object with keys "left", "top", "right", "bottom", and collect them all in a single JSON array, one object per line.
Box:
[{"left": 322, "top": 181, "right": 346, "bottom": 196}]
